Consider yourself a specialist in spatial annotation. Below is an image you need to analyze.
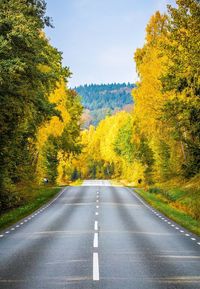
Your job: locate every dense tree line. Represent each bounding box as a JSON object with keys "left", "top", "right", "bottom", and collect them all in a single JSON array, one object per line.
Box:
[
  {"left": 1, "top": 0, "right": 199, "bottom": 212},
  {"left": 73, "top": 0, "right": 200, "bottom": 184},
  {"left": 75, "top": 83, "right": 134, "bottom": 110},
  {"left": 75, "top": 83, "right": 134, "bottom": 127},
  {"left": 0, "top": 0, "right": 82, "bottom": 211}
]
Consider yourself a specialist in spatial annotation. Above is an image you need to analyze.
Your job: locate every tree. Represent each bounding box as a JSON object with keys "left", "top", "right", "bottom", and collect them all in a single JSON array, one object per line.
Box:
[
  {"left": 0, "top": 0, "right": 70, "bottom": 208},
  {"left": 161, "top": 0, "right": 200, "bottom": 176}
]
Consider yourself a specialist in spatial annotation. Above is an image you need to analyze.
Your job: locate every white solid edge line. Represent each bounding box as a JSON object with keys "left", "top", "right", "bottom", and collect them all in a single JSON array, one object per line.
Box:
[
  {"left": 93, "top": 233, "right": 98, "bottom": 248},
  {"left": 126, "top": 187, "right": 186, "bottom": 234},
  {"left": 0, "top": 187, "right": 67, "bottom": 237},
  {"left": 127, "top": 187, "right": 200, "bottom": 245},
  {"left": 93, "top": 252, "right": 99, "bottom": 281}
]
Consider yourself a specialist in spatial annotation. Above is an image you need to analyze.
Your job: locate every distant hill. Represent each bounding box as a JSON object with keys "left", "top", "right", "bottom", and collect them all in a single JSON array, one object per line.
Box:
[{"left": 74, "top": 83, "right": 135, "bottom": 127}]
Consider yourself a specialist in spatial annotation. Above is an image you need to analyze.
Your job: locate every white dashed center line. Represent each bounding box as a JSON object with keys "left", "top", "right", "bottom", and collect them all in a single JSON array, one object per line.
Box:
[
  {"left": 93, "top": 252, "right": 99, "bottom": 281},
  {"left": 94, "top": 221, "right": 98, "bottom": 231},
  {"left": 93, "top": 233, "right": 98, "bottom": 248}
]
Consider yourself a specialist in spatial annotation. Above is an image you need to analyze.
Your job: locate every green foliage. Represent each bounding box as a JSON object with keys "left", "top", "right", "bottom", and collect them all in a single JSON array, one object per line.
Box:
[
  {"left": 78, "top": 0, "right": 199, "bottom": 186},
  {"left": 137, "top": 136, "right": 155, "bottom": 183},
  {"left": 0, "top": 0, "right": 82, "bottom": 210},
  {"left": 0, "top": 186, "right": 60, "bottom": 230},
  {"left": 162, "top": 98, "right": 200, "bottom": 177},
  {"left": 162, "top": 0, "right": 200, "bottom": 95},
  {"left": 40, "top": 89, "right": 83, "bottom": 184},
  {"left": 160, "top": 0, "right": 200, "bottom": 177},
  {"left": 136, "top": 187, "right": 200, "bottom": 236},
  {"left": 114, "top": 119, "right": 154, "bottom": 183},
  {"left": 114, "top": 120, "right": 135, "bottom": 163},
  {"left": 76, "top": 83, "right": 134, "bottom": 110},
  {"left": 75, "top": 83, "right": 134, "bottom": 127},
  {"left": 88, "top": 160, "right": 103, "bottom": 179},
  {"left": 156, "top": 140, "right": 171, "bottom": 180},
  {"left": 0, "top": 190, "right": 22, "bottom": 212},
  {"left": 43, "top": 136, "right": 59, "bottom": 183}
]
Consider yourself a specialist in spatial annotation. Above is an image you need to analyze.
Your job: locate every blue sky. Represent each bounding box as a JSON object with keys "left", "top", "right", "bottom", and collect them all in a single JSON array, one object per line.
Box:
[{"left": 45, "top": 0, "right": 176, "bottom": 87}]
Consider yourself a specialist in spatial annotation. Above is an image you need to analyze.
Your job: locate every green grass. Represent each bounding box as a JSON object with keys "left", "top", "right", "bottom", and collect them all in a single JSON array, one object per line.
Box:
[
  {"left": 134, "top": 188, "right": 200, "bottom": 236},
  {"left": 0, "top": 186, "right": 61, "bottom": 231}
]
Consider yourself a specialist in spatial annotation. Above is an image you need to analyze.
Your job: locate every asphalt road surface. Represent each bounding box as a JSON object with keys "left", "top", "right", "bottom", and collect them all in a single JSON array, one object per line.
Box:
[{"left": 0, "top": 180, "right": 200, "bottom": 289}]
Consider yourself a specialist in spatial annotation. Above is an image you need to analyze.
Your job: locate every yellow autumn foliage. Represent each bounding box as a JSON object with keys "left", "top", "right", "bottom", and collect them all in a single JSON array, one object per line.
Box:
[{"left": 36, "top": 80, "right": 71, "bottom": 182}]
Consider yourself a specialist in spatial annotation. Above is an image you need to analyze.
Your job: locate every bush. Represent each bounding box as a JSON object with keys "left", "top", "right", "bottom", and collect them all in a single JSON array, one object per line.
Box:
[
  {"left": 149, "top": 187, "right": 164, "bottom": 194},
  {"left": 0, "top": 190, "right": 22, "bottom": 212},
  {"left": 190, "top": 197, "right": 200, "bottom": 221},
  {"left": 148, "top": 187, "right": 175, "bottom": 202}
]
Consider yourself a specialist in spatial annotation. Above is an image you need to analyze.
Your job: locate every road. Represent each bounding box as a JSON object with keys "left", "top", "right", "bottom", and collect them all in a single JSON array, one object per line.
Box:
[{"left": 0, "top": 180, "right": 200, "bottom": 289}]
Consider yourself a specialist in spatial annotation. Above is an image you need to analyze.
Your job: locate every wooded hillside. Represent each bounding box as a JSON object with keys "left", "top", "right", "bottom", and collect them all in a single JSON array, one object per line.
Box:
[{"left": 75, "top": 83, "right": 134, "bottom": 127}]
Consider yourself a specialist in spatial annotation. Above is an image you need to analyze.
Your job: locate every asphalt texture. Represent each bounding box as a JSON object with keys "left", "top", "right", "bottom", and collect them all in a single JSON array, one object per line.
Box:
[{"left": 0, "top": 180, "right": 200, "bottom": 289}]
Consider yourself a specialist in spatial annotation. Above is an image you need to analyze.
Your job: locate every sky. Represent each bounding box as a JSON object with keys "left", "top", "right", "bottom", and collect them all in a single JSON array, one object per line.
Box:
[{"left": 45, "top": 0, "right": 176, "bottom": 87}]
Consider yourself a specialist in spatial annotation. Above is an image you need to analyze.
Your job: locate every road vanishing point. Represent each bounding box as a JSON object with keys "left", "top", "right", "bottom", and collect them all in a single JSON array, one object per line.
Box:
[{"left": 0, "top": 180, "right": 200, "bottom": 289}]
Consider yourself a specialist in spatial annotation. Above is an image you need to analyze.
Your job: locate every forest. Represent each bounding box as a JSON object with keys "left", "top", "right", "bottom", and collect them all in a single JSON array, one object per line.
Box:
[
  {"left": 0, "top": 0, "right": 200, "bottom": 227},
  {"left": 74, "top": 0, "right": 200, "bottom": 185},
  {"left": 0, "top": 0, "right": 82, "bottom": 212},
  {"left": 75, "top": 83, "right": 134, "bottom": 127},
  {"left": 75, "top": 83, "right": 134, "bottom": 111}
]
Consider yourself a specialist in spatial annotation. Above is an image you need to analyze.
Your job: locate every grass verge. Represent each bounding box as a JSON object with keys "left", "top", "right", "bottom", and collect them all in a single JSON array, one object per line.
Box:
[
  {"left": 134, "top": 188, "right": 200, "bottom": 236},
  {"left": 0, "top": 186, "right": 61, "bottom": 231},
  {"left": 112, "top": 178, "right": 200, "bottom": 236}
]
